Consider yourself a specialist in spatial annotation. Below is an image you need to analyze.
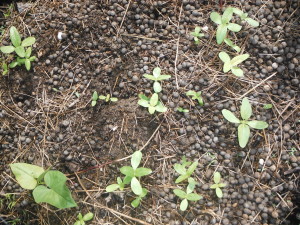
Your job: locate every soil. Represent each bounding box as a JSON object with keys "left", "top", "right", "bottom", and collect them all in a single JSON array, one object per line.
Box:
[{"left": 0, "top": 0, "right": 299, "bottom": 225}]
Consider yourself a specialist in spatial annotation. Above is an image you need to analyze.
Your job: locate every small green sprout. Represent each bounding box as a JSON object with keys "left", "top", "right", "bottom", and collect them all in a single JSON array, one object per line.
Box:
[
  {"left": 224, "top": 38, "right": 241, "bottom": 52},
  {"left": 210, "top": 7, "right": 241, "bottom": 44},
  {"left": 222, "top": 97, "right": 268, "bottom": 148},
  {"left": 91, "top": 91, "right": 98, "bottom": 106},
  {"left": 74, "top": 212, "right": 94, "bottom": 225},
  {"left": 99, "top": 94, "right": 118, "bottom": 102},
  {"left": 0, "top": 26, "right": 36, "bottom": 71},
  {"left": 186, "top": 90, "right": 204, "bottom": 106},
  {"left": 138, "top": 93, "right": 167, "bottom": 114},
  {"left": 106, "top": 176, "right": 131, "bottom": 192},
  {"left": 177, "top": 107, "right": 189, "bottom": 113},
  {"left": 131, "top": 188, "right": 148, "bottom": 208},
  {"left": 190, "top": 26, "right": 204, "bottom": 44},
  {"left": 263, "top": 104, "right": 272, "bottom": 109},
  {"left": 2, "top": 62, "right": 8, "bottom": 75},
  {"left": 173, "top": 178, "right": 202, "bottom": 211},
  {"left": 219, "top": 51, "right": 249, "bottom": 77},
  {"left": 143, "top": 67, "right": 171, "bottom": 93},
  {"left": 210, "top": 172, "right": 226, "bottom": 198},
  {"left": 174, "top": 156, "right": 198, "bottom": 183},
  {"left": 232, "top": 8, "right": 260, "bottom": 27}
]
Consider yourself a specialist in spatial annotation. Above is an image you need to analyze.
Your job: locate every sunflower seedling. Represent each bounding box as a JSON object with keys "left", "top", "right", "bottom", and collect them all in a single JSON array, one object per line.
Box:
[
  {"left": 138, "top": 93, "right": 167, "bottom": 114},
  {"left": 143, "top": 67, "right": 171, "bottom": 93},
  {"left": 186, "top": 90, "right": 204, "bottom": 106},
  {"left": 210, "top": 172, "right": 226, "bottom": 198},
  {"left": 219, "top": 51, "right": 249, "bottom": 77},
  {"left": 173, "top": 178, "right": 202, "bottom": 211},
  {"left": 232, "top": 8, "right": 260, "bottom": 27},
  {"left": 210, "top": 7, "right": 242, "bottom": 44},
  {"left": 177, "top": 107, "right": 189, "bottom": 113},
  {"left": 174, "top": 156, "right": 198, "bottom": 183},
  {"left": 222, "top": 97, "right": 268, "bottom": 148},
  {"left": 190, "top": 26, "right": 204, "bottom": 44},
  {"left": 0, "top": 26, "right": 36, "bottom": 71},
  {"left": 74, "top": 212, "right": 94, "bottom": 225}
]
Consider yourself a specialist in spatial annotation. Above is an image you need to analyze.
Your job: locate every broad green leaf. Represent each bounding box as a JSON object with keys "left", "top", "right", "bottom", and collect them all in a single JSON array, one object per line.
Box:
[
  {"left": 25, "top": 59, "right": 30, "bottom": 70},
  {"left": 131, "top": 197, "right": 141, "bottom": 208},
  {"left": 180, "top": 199, "right": 188, "bottom": 211},
  {"left": 32, "top": 171, "right": 77, "bottom": 209},
  {"left": 153, "top": 81, "right": 162, "bottom": 93},
  {"left": 138, "top": 94, "right": 149, "bottom": 101},
  {"left": 216, "top": 24, "right": 227, "bottom": 44},
  {"left": 218, "top": 183, "right": 226, "bottom": 188},
  {"left": 25, "top": 47, "right": 32, "bottom": 58},
  {"left": 21, "top": 37, "right": 36, "bottom": 47},
  {"left": 238, "top": 124, "right": 250, "bottom": 148},
  {"left": 187, "top": 161, "right": 198, "bottom": 174},
  {"left": 247, "top": 120, "right": 268, "bottom": 129},
  {"left": 98, "top": 95, "right": 106, "bottom": 100},
  {"left": 92, "top": 91, "right": 98, "bottom": 101},
  {"left": 150, "top": 93, "right": 158, "bottom": 106},
  {"left": 222, "top": 109, "right": 240, "bottom": 123},
  {"left": 233, "top": 45, "right": 241, "bottom": 52},
  {"left": 230, "top": 54, "right": 249, "bottom": 66},
  {"left": 117, "top": 177, "right": 122, "bottom": 184},
  {"left": 223, "top": 61, "right": 231, "bottom": 73},
  {"left": 155, "top": 102, "right": 167, "bottom": 113},
  {"left": 231, "top": 67, "right": 244, "bottom": 77},
  {"left": 153, "top": 67, "right": 161, "bottom": 78},
  {"left": 219, "top": 51, "right": 230, "bottom": 63},
  {"left": 173, "top": 189, "right": 186, "bottom": 199},
  {"left": 175, "top": 174, "right": 189, "bottom": 183},
  {"left": 83, "top": 212, "right": 94, "bottom": 221},
  {"left": 194, "top": 26, "right": 201, "bottom": 33},
  {"left": 9, "top": 61, "right": 18, "bottom": 68},
  {"left": 186, "top": 193, "right": 202, "bottom": 201},
  {"left": 214, "top": 172, "right": 221, "bottom": 184},
  {"left": 240, "top": 97, "right": 252, "bottom": 120},
  {"left": 29, "top": 56, "right": 36, "bottom": 61},
  {"left": 10, "top": 163, "right": 44, "bottom": 190},
  {"left": 216, "top": 187, "right": 223, "bottom": 198},
  {"left": 131, "top": 177, "right": 142, "bottom": 195},
  {"left": 15, "top": 46, "right": 25, "bottom": 57},
  {"left": 123, "top": 175, "right": 132, "bottom": 184},
  {"left": 138, "top": 99, "right": 150, "bottom": 108},
  {"left": 227, "top": 23, "right": 242, "bottom": 32},
  {"left": 91, "top": 100, "right": 97, "bottom": 107},
  {"left": 106, "top": 184, "right": 120, "bottom": 192},
  {"left": 135, "top": 168, "right": 152, "bottom": 177},
  {"left": 143, "top": 74, "right": 156, "bottom": 81},
  {"left": 210, "top": 184, "right": 219, "bottom": 189},
  {"left": 186, "top": 90, "right": 196, "bottom": 96},
  {"left": 110, "top": 97, "right": 118, "bottom": 102},
  {"left": 10, "top": 26, "right": 21, "bottom": 47},
  {"left": 0, "top": 46, "right": 15, "bottom": 54},
  {"left": 210, "top": 12, "right": 222, "bottom": 24},
  {"left": 174, "top": 164, "right": 186, "bottom": 175},
  {"left": 224, "top": 38, "right": 233, "bottom": 47},
  {"left": 120, "top": 166, "right": 134, "bottom": 177},
  {"left": 156, "top": 75, "right": 171, "bottom": 81},
  {"left": 148, "top": 106, "right": 156, "bottom": 114},
  {"left": 74, "top": 221, "right": 81, "bottom": 225},
  {"left": 131, "top": 151, "right": 142, "bottom": 170},
  {"left": 232, "top": 8, "right": 243, "bottom": 16},
  {"left": 77, "top": 213, "right": 83, "bottom": 220},
  {"left": 245, "top": 18, "right": 259, "bottom": 27},
  {"left": 263, "top": 104, "right": 272, "bottom": 109},
  {"left": 186, "top": 182, "right": 195, "bottom": 194},
  {"left": 222, "top": 7, "right": 233, "bottom": 24}
]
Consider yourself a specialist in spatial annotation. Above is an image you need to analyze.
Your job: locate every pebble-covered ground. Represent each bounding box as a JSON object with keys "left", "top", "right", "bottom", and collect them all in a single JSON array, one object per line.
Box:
[{"left": 0, "top": 0, "right": 299, "bottom": 224}]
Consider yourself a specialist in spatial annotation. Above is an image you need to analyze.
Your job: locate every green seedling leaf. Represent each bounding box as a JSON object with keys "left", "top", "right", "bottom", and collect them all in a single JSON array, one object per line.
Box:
[
  {"left": 138, "top": 94, "right": 149, "bottom": 101},
  {"left": 138, "top": 99, "right": 150, "bottom": 108},
  {"left": 15, "top": 46, "right": 25, "bottom": 57},
  {"left": 10, "top": 163, "right": 45, "bottom": 190},
  {"left": 245, "top": 18, "right": 259, "bottom": 27},
  {"left": 263, "top": 104, "right": 272, "bottom": 109},
  {"left": 210, "top": 12, "right": 222, "bottom": 24},
  {"left": 91, "top": 101, "right": 97, "bottom": 107},
  {"left": 219, "top": 52, "right": 230, "bottom": 63},
  {"left": 187, "top": 161, "right": 198, "bottom": 174},
  {"left": 153, "top": 81, "right": 162, "bottom": 93},
  {"left": 222, "top": 7, "right": 233, "bottom": 24},
  {"left": 120, "top": 166, "right": 134, "bottom": 177},
  {"left": 74, "top": 221, "right": 81, "bottom": 225},
  {"left": 232, "top": 8, "right": 243, "bottom": 16},
  {"left": 210, "top": 184, "right": 219, "bottom": 189},
  {"left": 143, "top": 74, "right": 155, "bottom": 80},
  {"left": 0, "top": 46, "right": 15, "bottom": 53},
  {"left": 131, "top": 151, "right": 142, "bottom": 170},
  {"left": 155, "top": 102, "right": 167, "bottom": 112},
  {"left": 175, "top": 174, "right": 189, "bottom": 184},
  {"left": 186, "top": 193, "right": 202, "bottom": 201},
  {"left": 25, "top": 59, "right": 30, "bottom": 70},
  {"left": 150, "top": 93, "right": 159, "bottom": 106},
  {"left": 131, "top": 197, "right": 141, "bottom": 208},
  {"left": 231, "top": 67, "right": 244, "bottom": 77},
  {"left": 77, "top": 213, "right": 83, "bottom": 220},
  {"left": 174, "top": 164, "right": 186, "bottom": 175},
  {"left": 110, "top": 97, "right": 118, "bottom": 102},
  {"left": 21, "top": 37, "right": 36, "bottom": 47},
  {"left": 223, "top": 61, "right": 231, "bottom": 73},
  {"left": 180, "top": 199, "right": 188, "bottom": 211},
  {"left": 123, "top": 176, "right": 132, "bottom": 184},
  {"left": 216, "top": 24, "right": 227, "bottom": 44},
  {"left": 156, "top": 75, "right": 171, "bottom": 81},
  {"left": 106, "top": 184, "right": 120, "bottom": 192},
  {"left": 218, "top": 183, "right": 226, "bottom": 188},
  {"left": 10, "top": 26, "right": 21, "bottom": 47},
  {"left": 222, "top": 109, "right": 240, "bottom": 123},
  {"left": 9, "top": 61, "right": 19, "bottom": 68},
  {"left": 148, "top": 106, "right": 156, "bottom": 114},
  {"left": 135, "top": 168, "right": 152, "bottom": 177},
  {"left": 214, "top": 172, "right": 221, "bottom": 184},
  {"left": 131, "top": 177, "right": 142, "bottom": 195},
  {"left": 99, "top": 95, "right": 106, "bottom": 100},
  {"left": 186, "top": 90, "right": 196, "bottom": 96},
  {"left": 247, "top": 120, "right": 268, "bottom": 129},
  {"left": 32, "top": 171, "right": 77, "bottom": 209},
  {"left": 227, "top": 23, "right": 242, "bottom": 32},
  {"left": 231, "top": 54, "right": 249, "bottom": 67},
  {"left": 25, "top": 47, "right": 32, "bottom": 58},
  {"left": 173, "top": 189, "right": 186, "bottom": 199},
  {"left": 216, "top": 187, "right": 223, "bottom": 198},
  {"left": 29, "top": 56, "right": 36, "bottom": 61},
  {"left": 177, "top": 107, "right": 189, "bottom": 113},
  {"left": 240, "top": 97, "right": 252, "bottom": 120},
  {"left": 153, "top": 67, "right": 161, "bottom": 78},
  {"left": 83, "top": 212, "right": 94, "bottom": 221},
  {"left": 238, "top": 123, "right": 250, "bottom": 148}
]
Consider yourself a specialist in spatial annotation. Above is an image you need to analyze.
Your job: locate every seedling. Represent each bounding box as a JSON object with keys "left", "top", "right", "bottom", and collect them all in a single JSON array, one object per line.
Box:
[
  {"left": 210, "top": 7, "right": 241, "bottom": 44},
  {"left": 131, "top": 188, "right": 148, "bottom": 208},
  {"left": 138, "top": 93, "right": 167, "bottom": 114},
  {"left": 210, "top": 172, "right": 226, "bottom": 198},
  {"left": 186, "top": 90, "right": 204, "bottom": 106},
  {"left": 219, "top": 51, "right": 249, "bottom": 77},
  {"left": 222, "top": 97, "right": 268, "bottom": 148},
  {"left": 232, "top": 8, "right": 260, "bottom": 27},
  {"left": 106, "top": 176, "right": 132, "bottom": 192},
  {"left": 174, "top": 156, "right": 198, "bottom": 183},
  {"left": 263, "top": 104, "right": 272, "bottom": 109},
  {"left": 177, "top": 107, "right": 189, "bottom": 113},
  {"left": 173, "top": 178, "right": 202, "bottom": 211},
  {"left": 2, "top": 62, "right": 8, "bottom": 75},
  {"left": 143, "top": 67, "right": 171, "bottom": 93},
  {"left": 99, "top": 94, "right": 118, "bottom": 102},
  {"left": 91, "top": 91, "right": 98, "bottom": 106},
  {"left": 74, "top": 212, "right": 94, "bottom": 225},
  {"left": 0, "top": 26, "right": 36, "bottom": 71},
  {"left": 10, "top": 163, "right": 77, "bottom": 209},
  {"left": 224, "top": 38, "right": 241, "bottom": 52},
  {"left": 190, "top": 26, "right": 204, "bottom": 44}
]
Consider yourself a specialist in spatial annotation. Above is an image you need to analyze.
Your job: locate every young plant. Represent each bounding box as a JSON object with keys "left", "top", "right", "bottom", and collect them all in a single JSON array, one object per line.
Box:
[
  {"left": 174, "top": 156, "right": 198, "bottom": 183},
  {"left": 131, "top": 188, "right": 148, "bottom": 208},
  {"left": 173, "top": 178, "right": 202, "bottom": 211},
  {"left": 143, "top": 67, "right": 171, "bottom": 93},
  {"left": 0, "top": 26, "right": 36, "bottom": 71},
  {"left": 99, "top": 94, "right": 118, "bottom": 103},
  {"left": 106, "top": 176, "right": 132, "bottom": 192},
  {"left": 10, "top": 163, "right": 77, "bottom": 209},
  {"left": 210, "top": 172, "right": 226, "bottom": 198},
  {"left": 91, "top": 91, "right": 98, "bottom": 106},
  {"left": 232, "top": 8, "right": 260, "bottom": 27},
  {"left": 190, "top": 26, "right": 204, "bottom": 44},
  {"left": 186, "top": 90, "right": 204, "bottom": 106},
  {"left": 219, "top": 51, "right": 249, "bottom": 77},
  {"left": 74, "top": 212, "right": 94, "bottom": 225},
  {"left": 224, "top": 38, "right": 241, "bottom": 52},
  {"left": 222, "top": 97, "right": 268, "bottom": 148},
  {"left": 210, "top": 7, "right": 241, "bottom": 44},
  {"left": 177, "top": 107, "right": 189, "bottom": 113},
  {"left": 138, "top": 93, "right": 167, "bottom": 114}
]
